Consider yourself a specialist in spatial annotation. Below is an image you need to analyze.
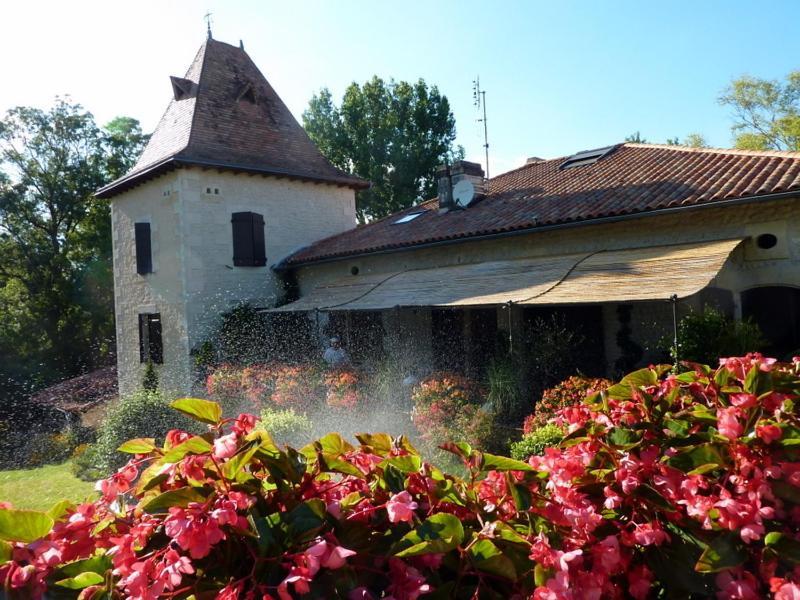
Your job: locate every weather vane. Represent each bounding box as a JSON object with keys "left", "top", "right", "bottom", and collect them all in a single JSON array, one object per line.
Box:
[
  {"left": 204, "top": 11, "right": 213, "bottom": 39},
  {"left": 472, "top": 77, "right": 490, "bottom": 180}
]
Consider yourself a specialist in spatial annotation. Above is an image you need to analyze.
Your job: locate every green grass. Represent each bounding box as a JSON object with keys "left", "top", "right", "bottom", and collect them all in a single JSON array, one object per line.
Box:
[{"left": 0, "top": 462, "right": 96, "bottom": 510}]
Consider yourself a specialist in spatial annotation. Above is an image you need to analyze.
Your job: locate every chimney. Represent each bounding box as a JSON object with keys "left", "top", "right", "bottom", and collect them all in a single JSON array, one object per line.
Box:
[
  {"left": 526, "top": 156, "right": 545, "bottom": 165},
  {"left": 437, "top": 160, "right": 485, "bottom": 213}
]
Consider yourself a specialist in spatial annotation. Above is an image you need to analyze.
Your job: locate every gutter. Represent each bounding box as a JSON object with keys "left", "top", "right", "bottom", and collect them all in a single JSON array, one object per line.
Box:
[{"left": 275, "top": 189, "right": 800, "bottom": 271}]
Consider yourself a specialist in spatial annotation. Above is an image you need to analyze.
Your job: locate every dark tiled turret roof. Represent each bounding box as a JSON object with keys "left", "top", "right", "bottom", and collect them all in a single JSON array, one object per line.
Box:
[
  {"left": 97, "top": 38, "right": 367, "bottom": 198},
  {"left": 284, "top": 143, "right": 800, "bottom": 266}
]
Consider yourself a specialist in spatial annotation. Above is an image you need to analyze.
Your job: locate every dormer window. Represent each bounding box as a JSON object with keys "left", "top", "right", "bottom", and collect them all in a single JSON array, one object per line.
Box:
[
  {"left": 170, "top": 76, "right": 195, "bottom": 101},
  {"left": 237, "top": 82, "right": 256, "bottom": 104},
  {"left": 560, "top": 145, "right": 618, "bottom": 170}
]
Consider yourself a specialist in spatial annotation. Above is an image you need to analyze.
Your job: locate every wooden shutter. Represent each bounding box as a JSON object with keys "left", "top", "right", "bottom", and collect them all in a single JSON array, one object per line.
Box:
[
  {"left": 252, "top": 213, "right": 266, "bottom": 266},
  {"left": 148, "top": 314, "right": 163, "bottom": 364},
  {"left": 135, "top": 223, "right": 152, "bottom": 274},
  {"left": 232, "top": 212, "right": 254, "bottom": 266}
]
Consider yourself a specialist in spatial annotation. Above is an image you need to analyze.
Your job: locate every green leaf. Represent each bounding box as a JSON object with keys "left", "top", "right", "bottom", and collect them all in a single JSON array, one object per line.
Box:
[
  {"left": 481, "top": 453, "right": 533, "bottom": 472},
  {"left": 695, "top": 533, "right": 747, "bottom": 573},
  {"left": 765, "top": 532, "right": 800, "bottom": 564},
  {"left": 668, "top": 443, "right": 726, "bottom": 472},
  {"left": 142, "top": 487, "right": 208, "bottom": 513},
  {"left": 58, "top": 555, "right": 113, "bottom": 578},
  {"left": 47, "top": 499, "right": 75, "bottom": 521},
  {"left": 117, "top": 438, "right": 157, "bottom": 454},
  {"left": 439, "top": 441, "right": 472, "bottom": 461},
  {"left": 319, "top": 453, "right": 365, "bottom": 478},
  {"left": 607, "top": 427, "right": 642, "bottom": 448},
  {"left": 161, "top": 436, "right": 213, "bottom": 463},
  {"left": 381, "top": 454, "right": 422, "bottom": 474},
  {"left": 665, "top": 418, "right": 691, "bottom": 438},
  {"left": 170, "top": 398, "right": 222, "bottom": 425},
  {"left": 468, "top": 539, "right": 518, "bottom": 581},
  {"left": 394, "top": 513, "right": 465, "bottom": 557},
  {"left": 355, "top": 432, "right": 393, "bottom": 455},
  {"left": 606, "top": 368, "right": 658, "bottom": 399},
  {"left": 316, "top": 433, "right": 354, "bottom": 456},
  {"left": 285, "top": 499, "right": 327, "bottom": 542},
  {"left": 687, "top": 463, "right": 720, "bottom": 476},
  {"left": 0, "top": 508, "right": 54, "bottom": 543},
  {"left": 56, "top": 571, "right": 105, "bottom": 589}
]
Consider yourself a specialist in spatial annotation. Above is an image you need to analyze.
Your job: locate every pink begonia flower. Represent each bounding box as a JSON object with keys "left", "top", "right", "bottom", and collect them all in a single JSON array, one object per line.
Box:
[
  {"left": 757, "top": 423, "right": 782, "bottom": 444},
  {"left": 774, "top": 581, "right": 800, "bottom": 600},
  {"left": 386, "top": 491, "right": 418, "bottom": 524},
  {"left": 233, "top": 413, "right": 258, "bottom": 435},
  {"left": 729, "top": 393, "right": 758, "bottom": 409},
  {"left": 95, "top": 462, "right": 139, "bottom": 501},
  {"left": 213, "top": 432, "right": 239, "bottom": 459},
  {"left": 386, "top": 558, "right": 431, "bottom": 600},
  {"left": 163, "top": 504, "right": 225, "bottom": 559},
  {"left": 717, "top": 406, "right": 743, "bottom": 439},
  {"left": 716, "top": 571, "right": 761, "bottom": 599},
  {"left": 159, "top": 549, "right": 194, "bottom": 590}
]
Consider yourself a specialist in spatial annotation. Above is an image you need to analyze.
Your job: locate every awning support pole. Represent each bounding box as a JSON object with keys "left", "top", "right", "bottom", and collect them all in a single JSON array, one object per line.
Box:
[
  {"left": 506, "top": 301, "right": 514, "bottom": 355},
  {"left": 670, "top": 294, "right": 679, "bottom": 367}
]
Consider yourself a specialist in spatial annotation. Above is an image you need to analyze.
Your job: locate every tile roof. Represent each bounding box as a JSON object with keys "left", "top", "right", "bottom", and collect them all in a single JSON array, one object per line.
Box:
[
  {"left": 284, "top": 143, "right": 800, "bottom": 266},
  {"left": 30, "top": 366, "right": 118, "bottom": 413},
  {"left": 97, "top": 39, "right": 367, "bottom": 198}
]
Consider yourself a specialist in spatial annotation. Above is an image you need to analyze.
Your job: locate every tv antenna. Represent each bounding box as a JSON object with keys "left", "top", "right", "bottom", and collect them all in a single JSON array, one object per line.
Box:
[
  {"left": 204, "top": 11, "right": 213, "bottom": 39},
  {"left": 473, "top": 77, "right": 490, "bottom": 180}
]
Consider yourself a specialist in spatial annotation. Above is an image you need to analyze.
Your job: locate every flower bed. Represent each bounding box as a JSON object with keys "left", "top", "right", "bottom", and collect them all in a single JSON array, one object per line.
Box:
[
  {"left": 6, "top": 355, "right": 800, "bottom": 598},
  {"left": 523, "top": 374, "right": 612, "bottom": 432}
]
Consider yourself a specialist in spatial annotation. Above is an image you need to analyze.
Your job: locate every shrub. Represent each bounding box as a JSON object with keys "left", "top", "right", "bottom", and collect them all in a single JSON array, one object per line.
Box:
[
  {"left": 5, "top": 356, "right": 800, "bottom": 598},
  {"left": 324, "top": 368, "right": 361, "bottom": 409},
  {"left": 509, "top": 423, "right": 564, "bottom": 460},
  {"left": 72, "top": 391, "right": 195, "bottom": 480},
  {"left": 523, "top": 374, "right": 612, "bottom": 432},
  {"left": 141, "top": 360, "right": 158, "bottom": 392},
  {"left": 668, "top": 306, "right": 766, "bottom": 365},
  {"left": 270, "top": 363, "right": 324, "bottom": 410},
  {"left": 486, "top": 356, "right": 523, "bottom": 422},
  {"left": 258, "top": 407, "right": 313, "bottom": 446},
  {"left": 410, "top": 373, "right": 495, "bottom": 456}
]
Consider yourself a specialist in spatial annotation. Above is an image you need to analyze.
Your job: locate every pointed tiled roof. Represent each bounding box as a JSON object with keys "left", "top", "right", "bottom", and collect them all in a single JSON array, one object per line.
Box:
[
  {"left": 283, "top": 143, "right": 800, "bottom": 266},
  {"left": 97, "top": 39, "right": 367, "bottom": 198}
]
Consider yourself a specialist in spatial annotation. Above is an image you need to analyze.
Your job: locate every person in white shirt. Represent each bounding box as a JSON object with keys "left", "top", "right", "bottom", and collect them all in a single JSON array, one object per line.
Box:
[{"left": 323, "top": 336, "right": 349, "bottom": 367}]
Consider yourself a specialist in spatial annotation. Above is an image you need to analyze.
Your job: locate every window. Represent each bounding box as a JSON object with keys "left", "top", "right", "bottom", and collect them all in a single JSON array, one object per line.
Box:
[
  {"left": 559, "top": 145, "right": 618, "bottom": 170},
  {"left": 134, "top": 222, "right": 152, "bottom": 275},
  {"left": 393, "top": 211, "right": 426, "bottom": 224},
  {"left": 138, "top": 313, "right": 163, "bottom": 364},
  {"left": 231, "top": 212, "right": 266, "bottom": 266}
]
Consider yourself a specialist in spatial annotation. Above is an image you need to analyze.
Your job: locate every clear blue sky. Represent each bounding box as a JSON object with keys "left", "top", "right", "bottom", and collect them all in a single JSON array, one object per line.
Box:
[{"left": 2, "top": 0, "right": 799, "bottom": 176}]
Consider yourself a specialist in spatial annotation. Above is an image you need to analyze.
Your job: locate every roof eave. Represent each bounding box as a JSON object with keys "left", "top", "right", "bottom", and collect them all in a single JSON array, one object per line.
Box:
[
  {"left": 96, "top": 157, "right": 370, "bottom": 199},
  {"left": 278, "top": 189, "right": 800, "bottom": 270}
]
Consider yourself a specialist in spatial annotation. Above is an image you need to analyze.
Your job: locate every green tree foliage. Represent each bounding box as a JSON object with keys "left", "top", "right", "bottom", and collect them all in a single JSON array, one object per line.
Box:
[
  {"left": 719, "top": 71, "right": 800, "bottom": 151},
  {"left": 668, "top": 307, "right": 766, "bottom": 365},
  {"left": 0, "top": 99, "right": 147, "bottom": 401},
  {"left": 303, "top": 77, "right": 463, "bottom": 222}
]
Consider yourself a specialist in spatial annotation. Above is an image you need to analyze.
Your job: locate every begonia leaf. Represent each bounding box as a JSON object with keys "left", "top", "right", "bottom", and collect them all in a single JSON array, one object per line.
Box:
[
  {"left": 161, "top": 435, "right": 213, "bottom": 463},
  {"left": 170, "top": 397, "right": 222, "bottom": 425},
  {"left": 0, "top": 508, "right": 53, "bottom": 543},
  {"left": 695, "top": 533, "right": 747, "bottom": 573},
  {"left": 58, "top": 555, "right": 113, "bottom": 578},
  {"left": 117, "top": 438, "right": 157, "bottom": 454},
  {"left": 439, "top": 441, "right": 472, "bottom": 461},
  {"left": 381, "top": 454, "right": 422, "bottom": 474},
  {"left": 284, "top": 499, "right": 326, "bottom": 542},
  {"left": 394, "top": 513, "right": 465, "bottom": 557},
  {"left": 607, "top": 427, "right": 642, "bottom": 448},
  {"left": 468, "top": 539, "right": 518, "bottom": 581},
  {"left": 606, "top": 368, "right": 658, "bottom": 399},
  {"left": 316, "top": 432, "right": 354, "bottom": 456},
  {"left": 0, "top": 539, "right": 11, "bottom": 565},
  {"left": 47, "top": 499, "right": 75, "bottom": 521},
  {"left": 765, "top": 532, "right": 800, "bottom": 564},
  {"left": 142, "top": 487, "right": 209, "bottom": 513},
  {"left": 481, "top": 453, "right": 533, "bottom": 472},
  {"left": 356, "top": 432, "right": 393, "bottom": 455},
  {"left": 55, "top": 571, "right": 105, "bottom": 589}
]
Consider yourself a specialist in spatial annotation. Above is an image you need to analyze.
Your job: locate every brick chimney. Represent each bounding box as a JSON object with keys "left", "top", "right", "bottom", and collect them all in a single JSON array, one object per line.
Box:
[{"left": 437, "top": 160, "right": 486, "bottom": 212}]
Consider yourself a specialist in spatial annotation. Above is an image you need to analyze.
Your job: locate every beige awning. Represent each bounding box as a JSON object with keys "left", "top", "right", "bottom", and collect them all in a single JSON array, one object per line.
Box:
[
  {"left": 272, "top": 238, "right": 742, "bottom": 312},
  {"left": 525, "top": 238, "right": 742, "bottom": 305}
]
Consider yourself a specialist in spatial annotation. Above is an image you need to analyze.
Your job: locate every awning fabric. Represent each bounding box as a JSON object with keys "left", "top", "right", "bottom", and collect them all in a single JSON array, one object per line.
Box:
[{"left": 271, "top": 238, "right": 742, "bottom": 312}]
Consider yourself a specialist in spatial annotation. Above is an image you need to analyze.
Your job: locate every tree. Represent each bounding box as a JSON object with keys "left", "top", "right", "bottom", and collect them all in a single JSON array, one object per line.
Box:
[
  {"left": 303, "top": 77, "right": 463, "bottom": 222},
  {"left": 0, "top": 99, "right": 147, "bottom": 392},
  {"left": 625, "top": 131, "right": 648, "bottom": 143},
  {"left": 719, "top": 71, "right": 800, "bottom": 151}
]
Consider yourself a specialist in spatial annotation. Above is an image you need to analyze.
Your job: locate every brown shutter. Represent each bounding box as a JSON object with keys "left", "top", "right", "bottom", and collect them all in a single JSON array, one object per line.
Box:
[
  {"left": 232, "top": 212, "right": 254, "bottom": 266},
  {"left": 252, "top": 213, "right": 266, "bottom": 266},
  {"left": 135, "top": 223, "right": 152, "bottom": 274}
]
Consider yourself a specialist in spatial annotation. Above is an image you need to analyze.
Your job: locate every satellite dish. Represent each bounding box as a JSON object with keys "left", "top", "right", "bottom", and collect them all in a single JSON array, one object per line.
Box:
[{"left": 453, "top": 180, "right": 475, "bottom": 208}]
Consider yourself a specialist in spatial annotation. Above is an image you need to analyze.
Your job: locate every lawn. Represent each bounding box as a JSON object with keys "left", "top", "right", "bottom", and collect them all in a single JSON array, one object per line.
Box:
[{"left": 0, "top": 462, "right": 96, "bottom": 510}]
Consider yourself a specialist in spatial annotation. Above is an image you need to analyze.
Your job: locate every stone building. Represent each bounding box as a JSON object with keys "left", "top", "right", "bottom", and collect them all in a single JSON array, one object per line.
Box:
[
  {"left": 100, "top": 36, "right": 800, "bottom": 396},
  {"left": 97, "top": 37, "right": 366, "bottom": 396}
]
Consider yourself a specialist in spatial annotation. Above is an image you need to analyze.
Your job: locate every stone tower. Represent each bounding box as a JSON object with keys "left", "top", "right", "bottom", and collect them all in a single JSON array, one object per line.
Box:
[{"left": 97, "top": 38, "right": 366, "bottom": 397}]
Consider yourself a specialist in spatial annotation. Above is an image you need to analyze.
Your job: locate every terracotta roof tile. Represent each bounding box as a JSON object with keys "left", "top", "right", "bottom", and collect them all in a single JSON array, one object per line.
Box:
[
  {"left": 98, "top": 39, "right": 367, "bottom": 198},
  {"left": 285, "top": 143, "right": 800, "bottom": 265}
]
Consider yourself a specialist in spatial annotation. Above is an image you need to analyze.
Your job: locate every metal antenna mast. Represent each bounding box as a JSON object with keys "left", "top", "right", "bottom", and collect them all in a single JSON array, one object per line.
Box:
[{"left": 473, "top": 77, "right": 490, "bottom": 180}]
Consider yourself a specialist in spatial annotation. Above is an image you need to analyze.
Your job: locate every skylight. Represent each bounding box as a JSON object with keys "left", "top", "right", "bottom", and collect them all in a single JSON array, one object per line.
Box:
[
  {"left": 559, "top": 145, "right": 618, "bottom": 170},
  {"left": 393, "top": 211, "right": 425, "bottom": 224}
]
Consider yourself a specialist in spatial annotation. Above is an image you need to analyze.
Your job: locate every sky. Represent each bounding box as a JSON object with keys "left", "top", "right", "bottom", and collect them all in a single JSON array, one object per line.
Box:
[{"left": 2, "top": 0, "right": 799, "bottom": 177}]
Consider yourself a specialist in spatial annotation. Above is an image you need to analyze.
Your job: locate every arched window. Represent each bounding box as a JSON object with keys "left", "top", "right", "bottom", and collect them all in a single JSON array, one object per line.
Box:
[{"left": 741, "top": 286, "right": 800, "bottom": 359}]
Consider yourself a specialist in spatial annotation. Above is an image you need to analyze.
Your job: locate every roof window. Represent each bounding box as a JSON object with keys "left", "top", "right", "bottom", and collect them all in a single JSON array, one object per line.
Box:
[
  {"left": 237, "top": 83, "right": 256, "bottom": 104},
  {"left": 559, "top": 145, "right": 618, "bottom": 170},
  {"left": 393, "top": 211, "right": 426, "bottom": 224},
  {"left": 170, "top": 76, "right": 194, "bottom": 101}
]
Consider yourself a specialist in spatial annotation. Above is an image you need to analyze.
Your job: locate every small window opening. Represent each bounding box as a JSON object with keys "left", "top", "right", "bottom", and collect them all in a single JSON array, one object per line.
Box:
[
  {"left": 393, "top": 211, "right": 426, "bottom": 224},
  {"left": 170, "top": 76, "right": 194, "bottom": 101},
  {"left": 559, "top": 145, "right": 618, "bottom": 170},
  {"left": 134, "top": 222, "right": 152, "bottom": 275},
  {"left": 138, "top": 313, "right": 163, "bottom": 364},
  {"left": 756, "top": 233, "right": 778, "bottom": 250},
  {"left": 214, "top": 188, "right": 220, "bottom": 195},
  {"left": 237, "top": 83, "right": 256, "bottom": 104},
  {"left": 350, "top": 266, "right": 360, "bottom": 276}
]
